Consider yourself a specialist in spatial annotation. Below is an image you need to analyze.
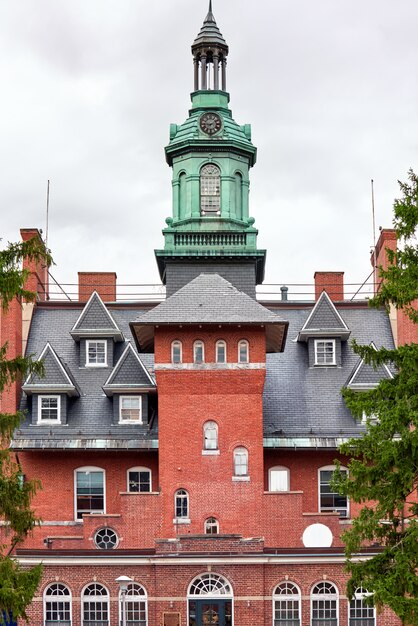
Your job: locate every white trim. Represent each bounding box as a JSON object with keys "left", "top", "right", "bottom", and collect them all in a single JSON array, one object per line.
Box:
[
  {"left": 314, "top": 338, "right": 336, "bottom": 366},
  {"left": 155, "top": 362, "right": 265, "bottom": 370},
  {"left": 216, "top": 339, "right": 227, "bottom": 364},
  {"left": 318, "top": 465, "right": 349, "bottom": 518},
  {"left": 187, "top": 572, "right": 234, "bottom": 626},
  {"left": 232, "top": 476, "right": 250, "bottom": 482},
  {"left": 119, "top": 395, "right": 143, "bottom": 424},
  {"left": 74, "top": 467, "right": 106, "bottom": 521},
  {"left": 302, "top": 291, "right": 349, "bottom": 333},
  {"left": 202, "top": 449, "right": 220, "bottom": 456},
  {"left": 238, "top": 339, "right": 249, "bottom": 364},
  {"left": 346, "top": 342, "right": 394, "bottom": 388},
  {"left": 71, "top": 291, "right": 119, "bottom": 333},
  {"left": 37, "top": 395, "right": 61, "bottom": 424},
  {"left": 86, "top": 339, "right": 108, "bottom": 367},
  {"left": 127, "top": 466, "right": 152, "bottom": 492},
  {"left": 43, "top": 581, "right": 72, "bottom": 626},
  {"left": 104, "top": 342, "right": 155, "bottom": 387},
  {"left": 171, "top": 340, "right": 183, "bottom": 364}
]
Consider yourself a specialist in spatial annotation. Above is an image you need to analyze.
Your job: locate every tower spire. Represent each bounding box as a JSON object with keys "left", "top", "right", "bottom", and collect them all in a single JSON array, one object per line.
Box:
[{"left": 192, "top": 3, "right": 228, "bottom": 91}]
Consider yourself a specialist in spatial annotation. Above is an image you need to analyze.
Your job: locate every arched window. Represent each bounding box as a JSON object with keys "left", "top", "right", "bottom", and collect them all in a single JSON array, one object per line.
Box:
[
  {"left": 127, "top": 467, "right": 152, "bottom": 492},
  {"left": 319, "top": 465, "right": 349, "bottom": 518},
  {"left": 200, "top": 164, "right": 221, "bottom": 215},
  {"left": 119, "top": 583, "right": 147, "bottom": 626},
  {"left": 204, "top": 517, "right": 219, "bottom": 534},
  {"left": 349, "top": 588, "right": 375, "bottom": 626},
  {"left": 233, "top": 447, "right": 248, "bottom": 476},
  {"left": 44, "top": 583, "right": 71, "bottom": 626},
  {"left": 75, "top": 467, "right": 105, "bottom": 520},
  {"left": 238, "top": 340, "right": 249, "bottom": 363},
  {"left": 269, "top": 466, "right": 290, "bottom": 492},
  {"left": 311, "top": 581, "right": 338, "bottom": 626},
  {"left": 179, "top": 171, "right": 186, "bottom": 215},
  {"left": 82, "top": 583, "right": 109, "bottom": 626},
  {"left": 188, "top": 573, "right": 233, "bottom": 625},
  {"left": 171, "top": 340, "right": 182, "bottom": 364},
  {"left": 273, "top": 582, "right": 301, "bottom": 626},
  {"left": 193, "top": 340, "right": 204, "bottom": 364},
  {"left": 216, "top": 340, "right": 227, "bottom": 363},
  {"left": 203, "top": 421, "right": 218, "bottom": 450},
  {"left": 175, "top": 489, "right": 189, "bottom": 519},
  {"left": 235, "top": 172, "right": 243, "bottom": 219}
]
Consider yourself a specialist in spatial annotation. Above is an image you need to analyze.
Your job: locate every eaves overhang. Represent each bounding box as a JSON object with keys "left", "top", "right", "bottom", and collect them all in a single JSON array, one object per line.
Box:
[
  {"left": 11, "top": 437, "right": 159, "bottom": 451},
  {"left": 102, "top": 385, "right": 156, "bottom": 397},
  {"left": 69, "top": 329, "right": 124, "bottom": 342},
  {"left": 165, "top": 140, "right": 257, "bottom": 167},
  {"left": 22, "top": 384, "right": 80, "bottom": 397},
  {"left": 297, "top": 328, "right": 351, "bottom": 342},
  {"left": 263, "top": 436, "right": 361, "bottom": 449}
]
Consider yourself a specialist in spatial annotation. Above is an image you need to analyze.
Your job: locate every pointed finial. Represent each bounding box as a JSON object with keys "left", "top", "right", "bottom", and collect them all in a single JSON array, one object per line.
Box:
[{"left": 209, "top": 0, "right": 213, "bottom": 12}]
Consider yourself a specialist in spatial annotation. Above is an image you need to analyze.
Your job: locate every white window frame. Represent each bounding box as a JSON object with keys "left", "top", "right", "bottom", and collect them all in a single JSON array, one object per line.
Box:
[
  {"left": 314, "top": 339, "right": 336, "bottom": 366},
  {"left": 38, "top": 395, "right": 61, "bottom": 424},
  {"left": 204, "top": 517, "right": 219, "bottom": 534},
  {"left": 86, "top": 339, "right": 107, "bottom": 367},
  {"left": 174, "top": 488, "right": 189, "bottom": 521},
  {"left": 233, "top": 447, "right": 248, "bottom": 477},
  {"left": 238, "top": 339, "right": 249, "bottom": 363},
  {"left": 193, "top": 340, "right": 205, "bottom": 364},
  {"left": 348, "top": 588, "right": 375, "bottom": 626},
  {"left": 118, "top": 583, "right": 148, "bottom": 626},
  {"left": 44, "top": 582, "right": 72, "bottom": 626},
  {"left": 311, "top": 581, "right": 339, "bottom": 626},
  {"left": 203, "top": 421, "right": 219, "bottom": 451},
  {"left": 127, "top": 467, "right": 152, "bottom": 493},
  {"left": 171, "top": 340, "right": 182, "bottom": 364},
  {"left": 216, "top": 340, "right": 227, "bottom": 364},
  {"left": 81, "top": 583, "right": 109, "bottom": 626},
  {"left": 269, "top": 466, "right": 290, "bottom": 492},
  {"left": 74, "top": 466, "right": 105, "bottom": 521},
  {"left": 119, "top": 395, "right": 142, "bottom": 424},
  {"left": 273, "top": 581, "right": 301, "bottom": 626},
  {"left": 318, "top": 465, "right": 349, "bottom": 518}
]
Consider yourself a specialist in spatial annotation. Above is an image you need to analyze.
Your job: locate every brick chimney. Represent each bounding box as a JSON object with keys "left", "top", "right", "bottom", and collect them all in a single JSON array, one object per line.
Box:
[
  {"left": 314, "top": 271, "right": 344, "bottom": 301},
  {"left": 370, "top": 228, "right": 397, "bottom": 295},
  {"left": 78, "top": 272, "right": 117, "bottom": 302},
  {"left": 20, "top": 228, "right": 49, "bottom": 301}
]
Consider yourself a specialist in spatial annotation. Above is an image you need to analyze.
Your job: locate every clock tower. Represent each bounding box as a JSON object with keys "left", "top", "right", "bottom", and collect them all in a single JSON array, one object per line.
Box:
[{"left": 155, "top": 1, "right": 266, "bottom": 297}]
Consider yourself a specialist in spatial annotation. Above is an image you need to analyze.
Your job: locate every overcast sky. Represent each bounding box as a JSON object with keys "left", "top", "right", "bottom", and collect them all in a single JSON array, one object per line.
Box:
[{"left": 1, "top": 0, "right": 417, "bottom": 301}]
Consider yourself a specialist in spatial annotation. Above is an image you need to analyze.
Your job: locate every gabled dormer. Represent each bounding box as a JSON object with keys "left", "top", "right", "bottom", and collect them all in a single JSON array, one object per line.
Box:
[
  {"left": 103, "top": 342, "right": 156, "bottom": 426},
  {"left": 70, "top": 291, "right": 124, "bottom": 369},
  {"left": 22, "top": 342, "right": 79, "bottom": 425},
  {"left": 298, "top": 291, "right": 350, "bottom": 367},
  {"left": 346, "top": 342, "right": 393, "bottom": 390}
]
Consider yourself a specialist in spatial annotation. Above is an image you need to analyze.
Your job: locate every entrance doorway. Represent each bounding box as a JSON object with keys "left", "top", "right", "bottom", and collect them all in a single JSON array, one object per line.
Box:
[{"left": 189, "top": 599, "right": 232, "bottom": 625}]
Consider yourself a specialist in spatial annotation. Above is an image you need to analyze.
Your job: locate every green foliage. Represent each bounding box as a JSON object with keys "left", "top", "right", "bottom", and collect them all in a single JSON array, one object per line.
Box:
[
  {"left": 0, "top": 237, "right": 51, "bottom": 622},
  {"left": 335, "top": 171, "right": 418, "bottom": 625}
]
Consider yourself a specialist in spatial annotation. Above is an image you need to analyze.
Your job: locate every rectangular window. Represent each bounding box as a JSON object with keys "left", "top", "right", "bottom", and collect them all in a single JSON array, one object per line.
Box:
[
  {"left": 319, "top": 468, "right": 348, "bottom": 517},
  {"left": 86, "top": 340, "right": 107, "bottom": 366},
  {"left": 314, "top": 340, "right": 336, "bottom": 365},
  {"left": 38, "top": 395, "right": 61, "bottom": 423},
  {"left": 312, "top": 599, "right": 337, "bottom": 626},
  {"left": 128, "top": 469, "right": 151, "bottom": 492},
  {"left": 269, "top": 468, "right": 290, "bottom": 492},
  {"left": 120, "top": 396, "right": 142, "bottom": 423},
  {"left": 76, "top": 470, "right": 104, "bottom": 519}
]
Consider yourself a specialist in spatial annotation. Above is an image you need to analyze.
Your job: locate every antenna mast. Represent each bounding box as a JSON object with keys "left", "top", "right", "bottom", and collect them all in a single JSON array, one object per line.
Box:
[
  {"left": 371, "top": 178, "right": 376, "bottom": 251},
  {"left": 45, "top": 179, "right": 50, "bottom": 248}
]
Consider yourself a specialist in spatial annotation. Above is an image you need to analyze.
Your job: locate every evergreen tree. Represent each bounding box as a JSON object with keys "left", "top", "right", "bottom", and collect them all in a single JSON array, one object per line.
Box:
[
  {"left": 335, "top": 170, "right": 418, "bottom": 625},
  {"left": 0, "top": 237, "right": 52, "bottom": 624}
]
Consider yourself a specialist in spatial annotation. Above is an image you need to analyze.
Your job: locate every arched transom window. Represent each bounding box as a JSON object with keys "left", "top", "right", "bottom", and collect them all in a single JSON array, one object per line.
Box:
[
  {"left": 82, "top": 583, "right": 109, "bottom": 626},
  {"left": 200, "top": 164, "right": 221, "bottom": 215},
  {"left": 273, "top": 582, "right": 301, "bottom": 626},
  {"left": 349, "top": 588, "right": 375, "bottom": 626},
  {"left": 119, "top": 583, "right": 147, "bottom": 626},
  {"left": 188, "top": 573, "right": 233, "bottom": 626},
  {"left": 189, "top": 573, "right": 232, "bottom": 597},
  {"left": 44, "top": 583, "right": 71, "bottom": 626},
  {"left": 311, "top": 581, "right": 338, "bottom": 626}
]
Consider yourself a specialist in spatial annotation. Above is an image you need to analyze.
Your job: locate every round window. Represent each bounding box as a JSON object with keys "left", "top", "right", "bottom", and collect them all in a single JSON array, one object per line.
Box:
[{"left": 94, "top": 527, "right": 119, "bottom": 550}]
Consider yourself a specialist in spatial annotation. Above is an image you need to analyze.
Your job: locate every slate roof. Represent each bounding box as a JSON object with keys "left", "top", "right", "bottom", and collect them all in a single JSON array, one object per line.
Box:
[
  {"left": 22, "top": 342, "right": 80, "bottom": 397},
  {"left": 13, "top": 294, "right": 395, "bottom": 450},
  {"left": 346, "top": 343, "right": 393, "bottom": 390},
  {"left": 70, "top": 291, "right": 124, "bottom": 341},
  {"left": 298, "top": 291, "right": 350, "bottom": 341},
  {"left": 131, "top": 273, "right": 288, "bottom": 353},
  {"left": 192, "top": 2, "right": 228, "bottom": 51},
  {"left": 103, "top": 343, "right": 156, "bottom": 396}
]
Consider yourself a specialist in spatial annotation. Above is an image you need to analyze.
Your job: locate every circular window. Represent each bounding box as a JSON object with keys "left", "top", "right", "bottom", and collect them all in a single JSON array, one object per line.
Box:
[{"left": 94, "top": 527, "right": 119, "bottom": 550}]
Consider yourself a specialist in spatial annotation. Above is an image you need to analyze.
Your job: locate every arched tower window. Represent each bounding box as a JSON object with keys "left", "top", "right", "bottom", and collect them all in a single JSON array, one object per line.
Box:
[
  {"left": 200, "top": 164, "right": 221, "bottom": 215},
  {"left": 179, "top": 172, "right": 186, "bottom": 215},
  {"left": 233, "top": 447, "right": 248, "bottom": 476},
  {"left": 44, "top": 583, "right": 72, "bottom": 626},
  {"left": 235, "top": 172, "right": 243, "bottom": 219},
  {"left": 175, "top": 489, "right": 189, "bottom": 519},
  {"left": 204, "top": 517, "right": 219, "bottom": 534},
  {"left": 203, "top": 421, "right": 218, "bottom": 450}
]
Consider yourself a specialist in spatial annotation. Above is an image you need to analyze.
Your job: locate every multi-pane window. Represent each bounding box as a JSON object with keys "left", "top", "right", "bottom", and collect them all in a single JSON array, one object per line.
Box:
[
  {"left": 175, "top": 489, "right": 189, "bottom": 519},
  {"left": 314, "top": 340, "right": 336, "bottom": 365},
  {"left": 203, "top": 421, "right": 218, "bottom": 450},
  {"left": 204, "top": 517, "right": 219, "bottom": 534},
  {"left": 38, "top": 395, "right": 60, "bottom": 423},
  {"left": 171, "top": 340, "right": 182, "bottom": 364},
  {"left": 194, "top": 341, "right": 205, "bottom": 364},
  {"left": 233, "top": 447, "right": 248, "bottom": 476},
  {"left": 269, "top": 467, "right": 290, "bottom": 492},
  {"left": 311, "top": 581, "right": 338, "bottom": 626},
  {"left": 82, "top": 583, "right": 109, "bottom": 626},
  {"left": 120, "top": 396, "right": 142, "bottom": 423},
  {"left": 75, "top": 468, "right": 105, "bottom": 519},
  {"left": 44, "top": 583, "right": 71, "bottom": 626},
  {"left": 86, "top": 340, "right": 107, "bottom": 366},
  {"left": 200, "top": 164, "right": 221, "bottom": 215},
  {"left": 273, "top": 582, "right": 301, "bottom": 626},
  {"left": 319, "top": 466, "right": 349, "bottom": 518},
  {"left": 120, "top": 583, "right": 147, "bottom": 626},
  {"left": 238, "top": 340, "right": 249, "bottom": 363},
  {"left": 349, "top": 589, "right": 375, "bottom": 626},
  {"left": 128, "top": 468, "right": 151, "bottom": 492},
  {"left": 216, "top": 340, "right": 227, "bottom": 364}
]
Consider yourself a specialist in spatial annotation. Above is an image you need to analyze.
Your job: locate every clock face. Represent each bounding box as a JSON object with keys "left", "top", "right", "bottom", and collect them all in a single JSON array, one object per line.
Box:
[{"left": 200, "top": 112, "right": 222, "bottom": 135}]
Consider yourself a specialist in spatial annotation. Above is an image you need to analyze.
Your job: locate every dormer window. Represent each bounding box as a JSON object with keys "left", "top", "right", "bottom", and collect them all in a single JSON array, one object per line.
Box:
[
  {"left": 86, "top": 340, "right": 107, "bottom": 367},
  {"left": 200, "top": 164, "right": 220, "bottom": 215},
  {"left": 38, "top": 395, "right": 61, "bottom": 423},
  {"left": 119, "top": 396, "right": 142, "bottom": 423},
  {"left": 314, "top": 339, "right": 335, "bottom": 366}
]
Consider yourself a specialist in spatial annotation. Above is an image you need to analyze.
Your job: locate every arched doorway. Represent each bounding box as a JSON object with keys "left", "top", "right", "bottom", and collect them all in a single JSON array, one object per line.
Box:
[{"left": 188, "top": 573, "right": 233, "bottom": 626}]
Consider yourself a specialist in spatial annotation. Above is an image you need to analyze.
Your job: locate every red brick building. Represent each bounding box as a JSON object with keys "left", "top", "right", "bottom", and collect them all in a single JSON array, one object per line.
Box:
[{"left": 1, "top": 5, "right": 411, "bottom": 626}]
